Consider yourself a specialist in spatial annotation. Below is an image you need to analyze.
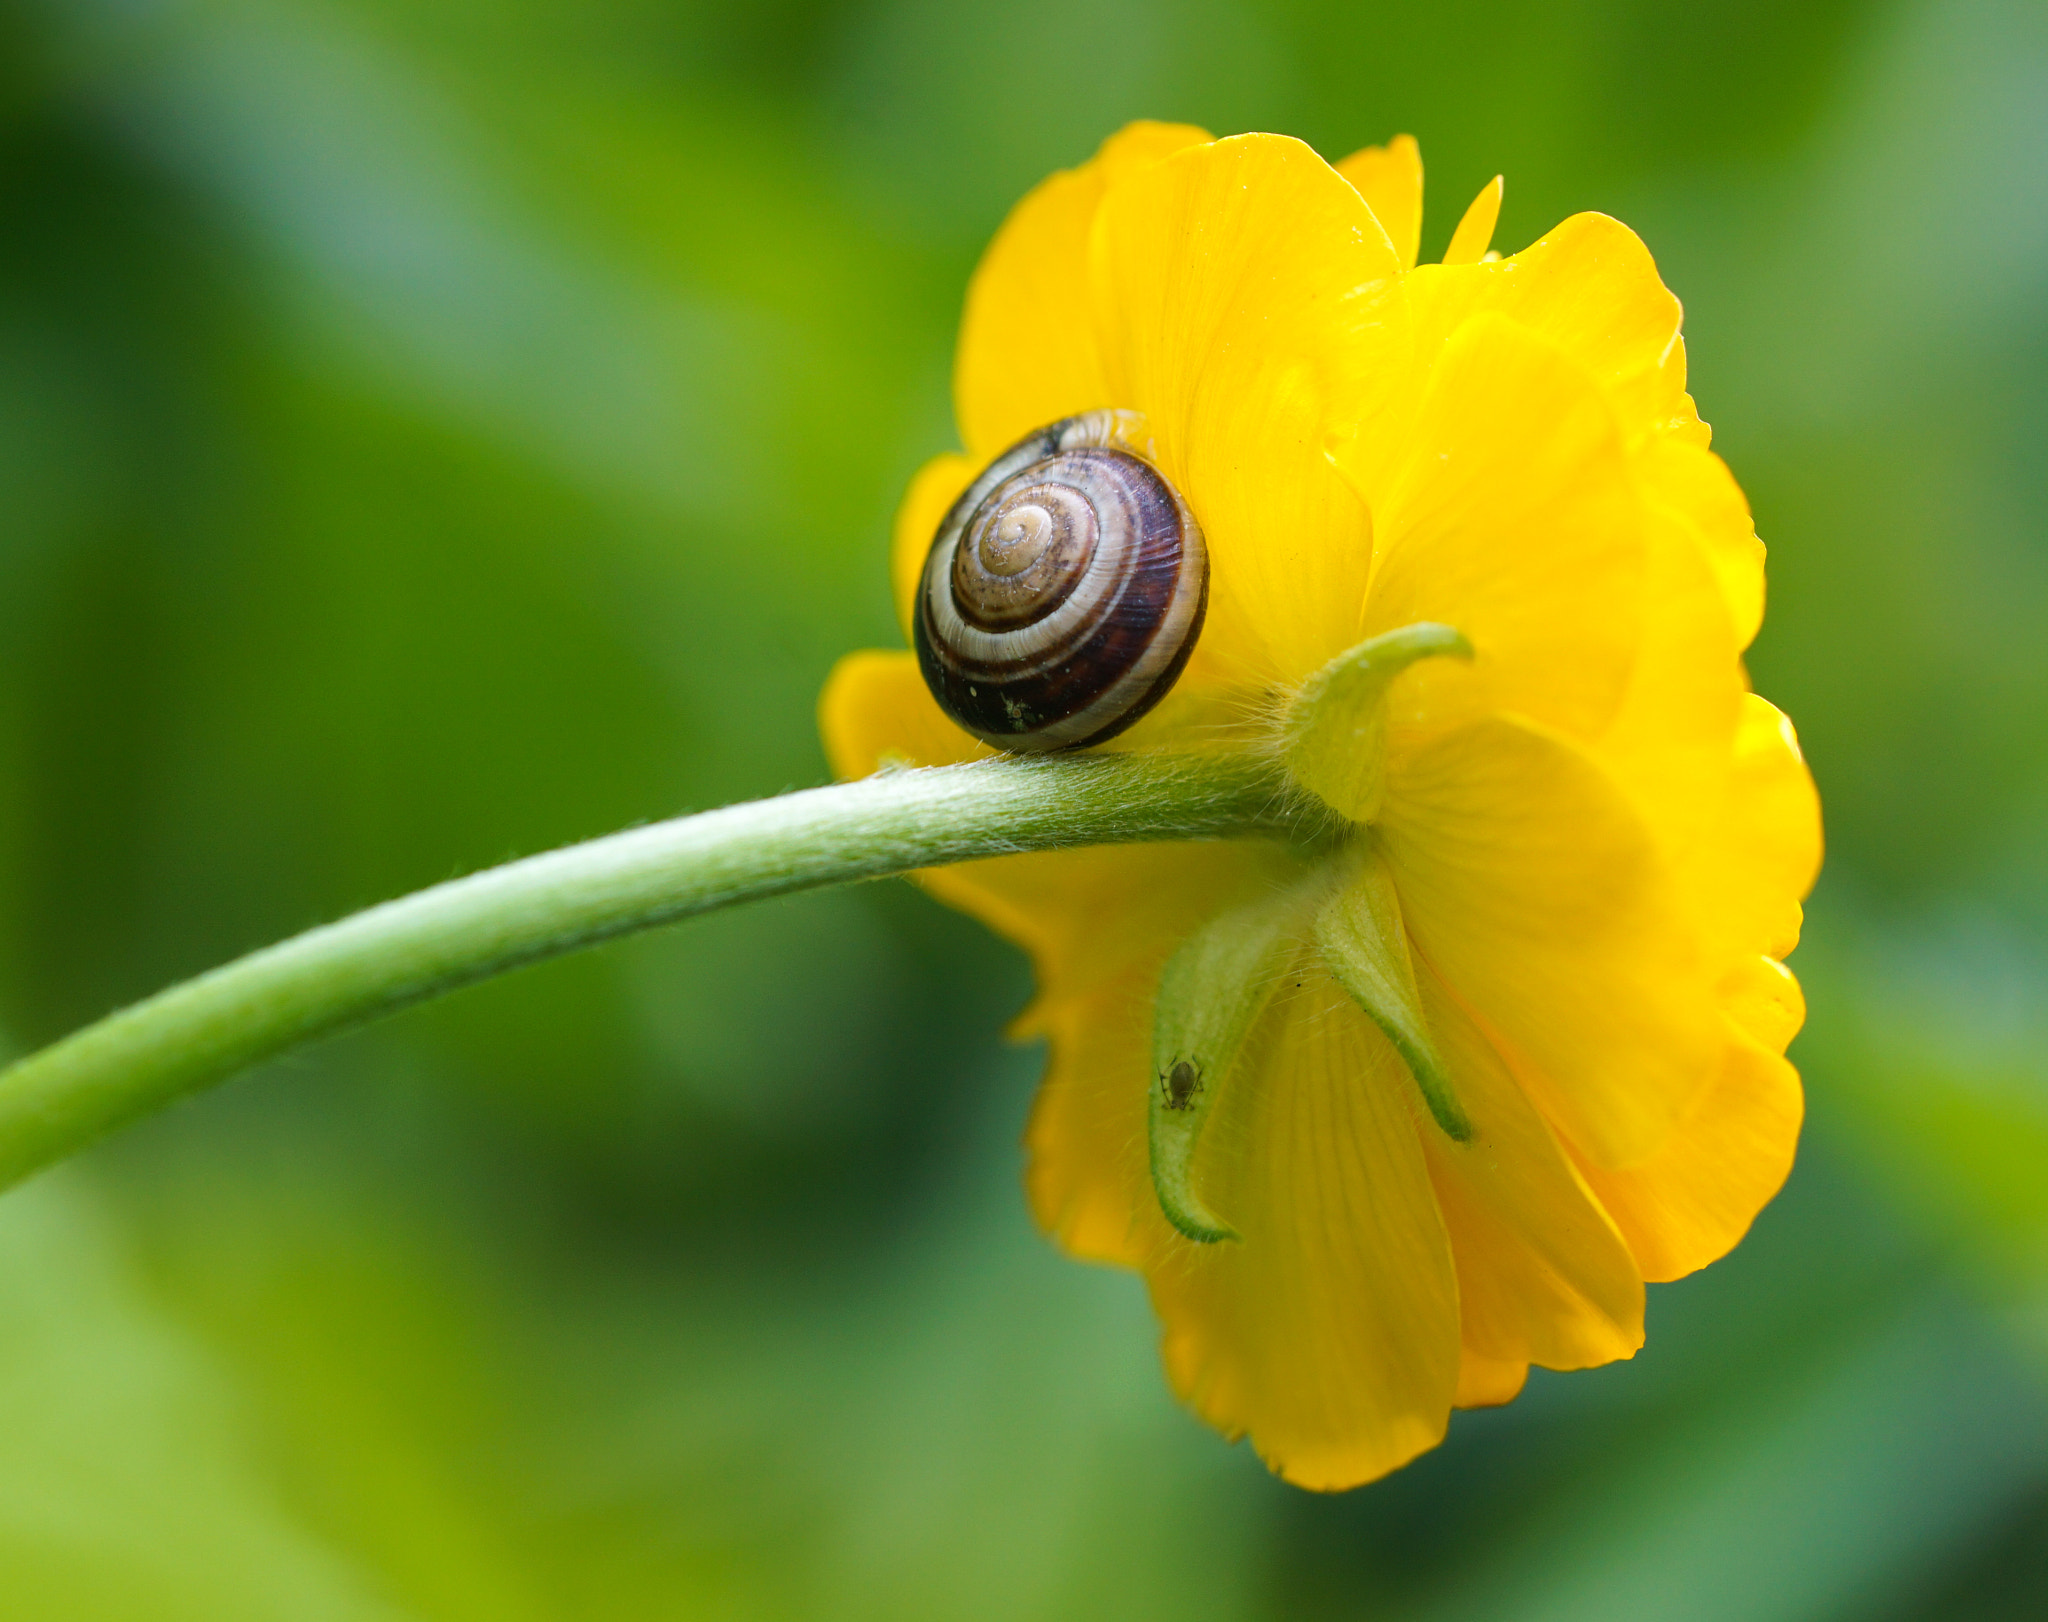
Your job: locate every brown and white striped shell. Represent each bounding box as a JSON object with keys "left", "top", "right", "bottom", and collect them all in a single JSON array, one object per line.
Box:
[{"left": 914, "top": 412, "right": 1208, "bottom": 752}]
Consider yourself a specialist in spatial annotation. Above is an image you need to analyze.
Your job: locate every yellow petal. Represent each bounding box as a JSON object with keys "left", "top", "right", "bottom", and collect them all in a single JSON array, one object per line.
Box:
[
  {"left": 1336, "top": 135, "right": 1423, "bottom": 271},
  {"left": 1592, "top": 501, "right": 1747, "bottom": 851},
  {"left": 1351, "top": 313, "right": 1645, "bottom": 751},
  {"left": 1635, "top": 434, "right": 1767, "bottom": 651},
  {"left": 1489, "top": 211, "right": 1680, "bottom": 380},
  {"left": 1689, "top": 694, "right": 1824, "bottom": 963},
  {"left": 1026, "top": 961, "right": 1178, "bottom": 1268},
  {"left": 955, "top": 121, "right": 1211, "bottom": 462},
  {"left": 1402, "top": 212, "right": 1702, "bottom": 452},
  {"left": 1722, "top": 953, "right": 1806, "bottom": 1057},
  {"left": 819, "top": 647, "right": 986, "bottom": 780},
  {"left": 1417, "top": 964, "right": 1644, "bottom": 1370},
  {"left": 1574, "top": 1024, "right": 1804, "bottom": 1282},
  {"left": 889, "top": 452, "right": 976, "bottom": 640},
  {"left": 1089, "top": 133, "right": 1409, "bottom": 681},
  {"left": 1381, "top": 714, "right": 1720, "bottom": 1168},
  {"left": 1442, "top": 174, "right": 1502, "bottom": 265},
  {"left": 1455, "top": 1349, "right": 1529, "bottom": 1409},
  {"left": 1415, "top": 213, "right": 1677, "bottom": 400},
  {"left": 1614, "top": 335, "right": 1712, "bottom": 448},
  {"left": 1149, "top": 975, "right": 1461, "bottom": 1490},
  {"left": 1391, "top": 213, "right": 1765, "bottom": 647}
]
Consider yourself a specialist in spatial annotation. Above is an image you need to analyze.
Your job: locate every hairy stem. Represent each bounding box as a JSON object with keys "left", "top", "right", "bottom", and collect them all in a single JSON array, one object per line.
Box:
[{"left": 0, "top": 753, "right": 1306, "bottom": 1195}]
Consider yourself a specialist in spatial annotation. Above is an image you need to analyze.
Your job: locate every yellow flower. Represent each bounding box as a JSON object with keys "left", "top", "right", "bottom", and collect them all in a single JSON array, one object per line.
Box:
[{"left": 820, "top": 124, "right": 1821, "bottom": 1489}]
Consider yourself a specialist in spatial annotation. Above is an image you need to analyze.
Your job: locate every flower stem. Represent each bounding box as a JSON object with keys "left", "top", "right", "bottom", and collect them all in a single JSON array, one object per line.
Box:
[{"left": 0, "top": 753, "right": 1305, "bottom": 1195}]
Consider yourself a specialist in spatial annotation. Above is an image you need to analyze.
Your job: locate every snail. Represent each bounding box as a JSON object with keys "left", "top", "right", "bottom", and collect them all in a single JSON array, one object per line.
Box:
[{"left": 914, "top": 411, "right": 1208, "bottom": 752}]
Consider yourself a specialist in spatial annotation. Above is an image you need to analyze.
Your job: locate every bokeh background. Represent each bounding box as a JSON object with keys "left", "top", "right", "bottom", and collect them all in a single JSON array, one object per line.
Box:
[{"left": 0, "top": 0, "right": 2044, "bottom": 1615}]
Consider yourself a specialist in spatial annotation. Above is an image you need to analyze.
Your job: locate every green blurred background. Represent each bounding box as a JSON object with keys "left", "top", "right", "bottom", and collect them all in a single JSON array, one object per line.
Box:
[{"left": 0, "top": 0, "right": 2043, "bottom": 1615}]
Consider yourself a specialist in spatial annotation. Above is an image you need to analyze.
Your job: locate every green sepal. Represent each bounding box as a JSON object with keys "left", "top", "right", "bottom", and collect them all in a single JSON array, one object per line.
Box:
[
  {"left": 1314, "top": 846, "right": 1472, "bottom": 1142},
  {"left": 1150, "top": 890, "right": 1306, "bottom": 1243},
  {"left": 1281, "top": 622, "right": 1472, "bottom": 822}
]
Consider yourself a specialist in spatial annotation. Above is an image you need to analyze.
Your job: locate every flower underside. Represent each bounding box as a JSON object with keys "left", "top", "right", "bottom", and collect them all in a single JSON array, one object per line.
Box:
[{"left": 821, "top": 121, "right": 1820, "bottom": 1491}]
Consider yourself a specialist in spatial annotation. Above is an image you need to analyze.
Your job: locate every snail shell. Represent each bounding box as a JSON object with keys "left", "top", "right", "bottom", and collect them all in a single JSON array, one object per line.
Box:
[{"left": 914, "top": 411, "right": 1208, "bottom": 752}]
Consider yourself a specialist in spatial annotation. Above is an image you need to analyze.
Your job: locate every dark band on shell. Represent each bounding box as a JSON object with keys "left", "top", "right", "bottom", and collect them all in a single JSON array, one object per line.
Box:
[{"left": 915, "top": 411, "right": 1208, "bottom": 752}]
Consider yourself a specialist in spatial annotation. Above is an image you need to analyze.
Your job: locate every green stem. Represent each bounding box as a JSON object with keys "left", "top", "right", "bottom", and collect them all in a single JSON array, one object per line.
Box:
[{"left": 0, "top": 752, "right": 1305, "bottom": 1195}]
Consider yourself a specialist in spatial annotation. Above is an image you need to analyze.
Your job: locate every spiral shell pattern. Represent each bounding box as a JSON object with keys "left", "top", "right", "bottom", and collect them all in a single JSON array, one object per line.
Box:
[{"left": 915, "top": 412, "right": 1208, "bottom": 752}]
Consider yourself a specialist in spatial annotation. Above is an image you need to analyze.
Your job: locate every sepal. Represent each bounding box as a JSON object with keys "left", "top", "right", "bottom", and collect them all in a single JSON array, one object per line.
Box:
[
  {"left": 1314, "top": 845, "right": 1471, "bottom": 1141},
  {"left": 1150, "top": 888, "right": 1308, "bottom": 1242},
  {"left": 1281, "top": 623, "right": 1471, "bottom": 821}
]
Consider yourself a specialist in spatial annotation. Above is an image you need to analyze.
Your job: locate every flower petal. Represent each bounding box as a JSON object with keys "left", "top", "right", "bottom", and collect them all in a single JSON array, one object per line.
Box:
[
  {"left": 1404, "top": 213, "right": 1688, "bottom": 443},
  {"left": 1689, "top": 694, "right": 1823, "bottom": 963},
  {"left": 1351, "top": 313, "right": 1646, "bottom": 751},
  {"left": 1391, "top": 214, "right": 1761, "bottom": 644},
  {"left": 1090, "top": 133, "right": 1409, "bottom": 681},
  {"left": 1442, "top": 175, "right": 1502, "bottom": 265},
  {"left": 955, "top": 122, "right": 1211, "bottom": 462},
  {"left": 890, "top": 452, "right": 976, "bottom": 639},
  {"left": 1635, "top": 435, "right": 1766, "bottom": 651},
  {"left": 1592, "top": 503, "right": 1747, "bottom": 849},
  {"left": 1616, "top": 336, "right": 1711, "bottom": 449},
  {"left": 1573, "top": 1022, "right": 1803, "bottom": 1282},
  {"left": 1150, "top": 974, "right": 1461, "bottom": 1490},
  {"left": 820, "top": 648, "right": 986, "bottom": 779},
  {"left": 1336, "top": 135, "right": 1423, "bottom": 271},
  {"left": 1416, "top": 963, "right": 1644, "bottom": 1369},
  {"left": 1455, "top": 1350, "right": 1529, "bottom": 1409},
  {"left": 1025, "top": 962, "right": 1177, "bottom": 1268},
  {"left": 1381, "top": 714, "right": 1721, "bottom": 1168},
  {"left": 1723, "top": 953, "right": 1806, "bottom": 1057}
]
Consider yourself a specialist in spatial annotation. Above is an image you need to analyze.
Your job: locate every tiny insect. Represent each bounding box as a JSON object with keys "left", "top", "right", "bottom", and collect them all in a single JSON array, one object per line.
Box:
[{"left": 1161, "top": 1059, "right": 1202, "bottom": 1112}]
